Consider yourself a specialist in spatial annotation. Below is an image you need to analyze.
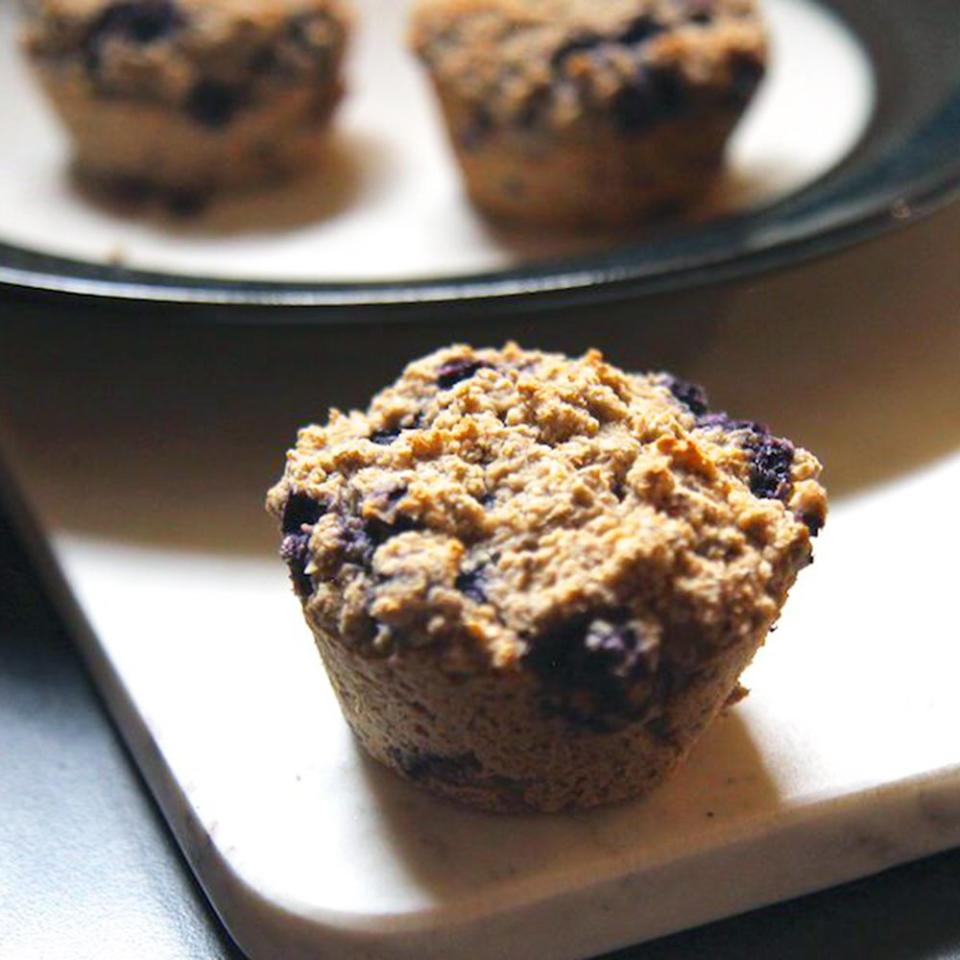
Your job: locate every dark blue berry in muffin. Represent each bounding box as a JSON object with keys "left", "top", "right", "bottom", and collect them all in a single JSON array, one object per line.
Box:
[
  {"left": 369, "top": 428, "right": 401, "bottom": 446},
  {"left": 88, "top": 0, "right": 182, "bottom": 48},
  {"left": 747, "top": 436, "right": 795, "bottom": 501},
  {"left": 455, "top": 566, "right": 489, "bottom": 604},
  {"left": 184, "top": 79, "right": 243, "bottom": 129},
  {"left": 84, "top": 0, "right": 183, "bottom": 72},
  {"left": 613, "top": 67, "right": 687, "bottom": 134},
  {"left": 552, "top": 15, "right": 664, "bottom": 69},
  {"left": 281, "top": 491, "right": 326, "bottom": 534},
  {"left": 728, "top": 51, "right": 765, "bottom": 104},
  {"left": 436, "top": 358, "right": 492, "bottom": 390},
  {"left": 526, "top": 614, "right": 664, "bottom": 731},
  {"left": 663, "top": 374, "right": 711, "bottom": 417},
  {"left": 617, "top": 15, "right": 664, "bottom": 46}
]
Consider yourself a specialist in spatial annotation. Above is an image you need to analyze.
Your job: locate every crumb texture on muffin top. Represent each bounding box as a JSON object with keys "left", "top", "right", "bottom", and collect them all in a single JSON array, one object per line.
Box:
[
  {"left": 411, "top": 0, "right": 767, "bottom": 135},
  {"left": 268, "top": 344, "right": 825, "bottom": 728}
]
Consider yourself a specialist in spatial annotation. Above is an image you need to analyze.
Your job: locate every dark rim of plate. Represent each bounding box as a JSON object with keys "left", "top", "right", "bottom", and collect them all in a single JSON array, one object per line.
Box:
[{"left": 1, "top": 0, "right": 959, "bottom": 317}]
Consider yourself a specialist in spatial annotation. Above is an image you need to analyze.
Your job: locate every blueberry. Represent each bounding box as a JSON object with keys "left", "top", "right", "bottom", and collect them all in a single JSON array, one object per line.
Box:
[
  {"left": 552, "top": 16, "right": 663, "bottom": 68},
  {"left": 616, "top": 16, "right": 664, "bottom": 46},
  {"left": 369, "top": 413, "right": 424, "bottom": 445},
  {"left": 436, "top": 359, "right": 491, "bottom": 390},
  {"left": 281, "top": 492, "right": 325, "bottom": 535},
  {"left": 747, "top": 436, "right": 795, "bottom": 501},
  {"left": 662, "top": 374, "right": 710, "bottom": 416},
  {"left": 525, "top": 613, "right": 663, "bottom": 730},
  {"left": 185, "top": 80, "right": 243, "bottom": 129},
  {"left": 369, "top": 428, "right": 400, "bottom": 446},
  {"left": 365, "top": 513, "right": 419, "bottom": 546},
  {"left": 88, "top": 0, "right": 182, "bottom": 47},
  {"left": 455, "top": 567, "right": 488, "bottom": 604},
  {"left": 85, "top": 0, "right": 183, "bottom": 71},
  {"left": 802, "top": 510, "right": 824, "bottom": 538},
  {"left": 613, "top": 66, "right": 687, "bottom": 134},
  {"left": 728, "top": 52, "right": 765, "bottom": 103},
  {"left": 550, "top": 33, "right": 604, "bottom": 68}
]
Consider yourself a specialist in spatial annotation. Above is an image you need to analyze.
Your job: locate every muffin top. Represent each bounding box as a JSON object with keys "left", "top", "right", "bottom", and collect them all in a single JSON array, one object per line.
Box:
[
  {"left": 25, "top": 0, "right": 350, "bottom": 116},
  {"left": 411, "top": 0, "right": 766, "bottom": 135},
  {"left": 267, "top": 344, "right": 825, "bottom": 724}
]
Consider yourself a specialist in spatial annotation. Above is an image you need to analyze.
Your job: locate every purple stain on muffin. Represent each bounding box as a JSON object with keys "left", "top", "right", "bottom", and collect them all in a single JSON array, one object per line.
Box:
[
  {"left": 330, "top": 515, "right": 373, "bottom": 569},
  {"left": 436, "top": 358, "right": 492, "bottom": 390},
  {"left": 280, "top": 532, "right": 314, "bottom": 599},
  {"left": 697, "top": 411, "right": 768, "bottom": 434},
  {"left": 279, "top": 492, "right": 327, "bottom": 597},
  {"left": 185, "top": 79, "right": 243, "bottom": 129}
]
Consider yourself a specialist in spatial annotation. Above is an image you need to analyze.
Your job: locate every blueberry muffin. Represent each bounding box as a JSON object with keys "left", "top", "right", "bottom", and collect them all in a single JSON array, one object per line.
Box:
[
  {"left": 22, "top": 0, "right": 351, "bottom": 200},
  {"left": 267, "top": 344, "right": 825, "bottom": 813},
  {"left": 410, "top": 0, "right": 767, "bottom": 227}
]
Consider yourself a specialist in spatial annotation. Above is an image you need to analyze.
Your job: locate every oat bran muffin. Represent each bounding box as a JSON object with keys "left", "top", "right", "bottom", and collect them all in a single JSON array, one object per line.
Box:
[
  {"left": 267, "top": 344, "right": 825, "bottom": 813},
  {"left": 411, "top": 0, "right": 768, "bottom": 227},
  {"left": 23, "top": 0, "right": 351, "bottom": 200}
]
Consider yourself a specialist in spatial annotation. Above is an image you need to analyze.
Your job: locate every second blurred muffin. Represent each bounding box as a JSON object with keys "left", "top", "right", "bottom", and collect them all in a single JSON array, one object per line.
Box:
[{"left": 411, "top": 0, "right": 768, "bottom": 228}]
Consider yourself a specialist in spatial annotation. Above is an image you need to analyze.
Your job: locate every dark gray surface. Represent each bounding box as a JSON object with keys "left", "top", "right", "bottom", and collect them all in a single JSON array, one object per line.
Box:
[
  {"left": 0, "top": 494, "right": 245, "bottom": 960},
  {"left": 2, "top": 500, "right": 960, "bottom": 960}
]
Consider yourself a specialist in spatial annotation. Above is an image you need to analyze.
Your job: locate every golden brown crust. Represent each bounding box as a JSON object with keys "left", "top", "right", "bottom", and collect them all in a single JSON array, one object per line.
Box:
[{"left": 267, "top": 344, "right": 826, "bottom": 811}]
